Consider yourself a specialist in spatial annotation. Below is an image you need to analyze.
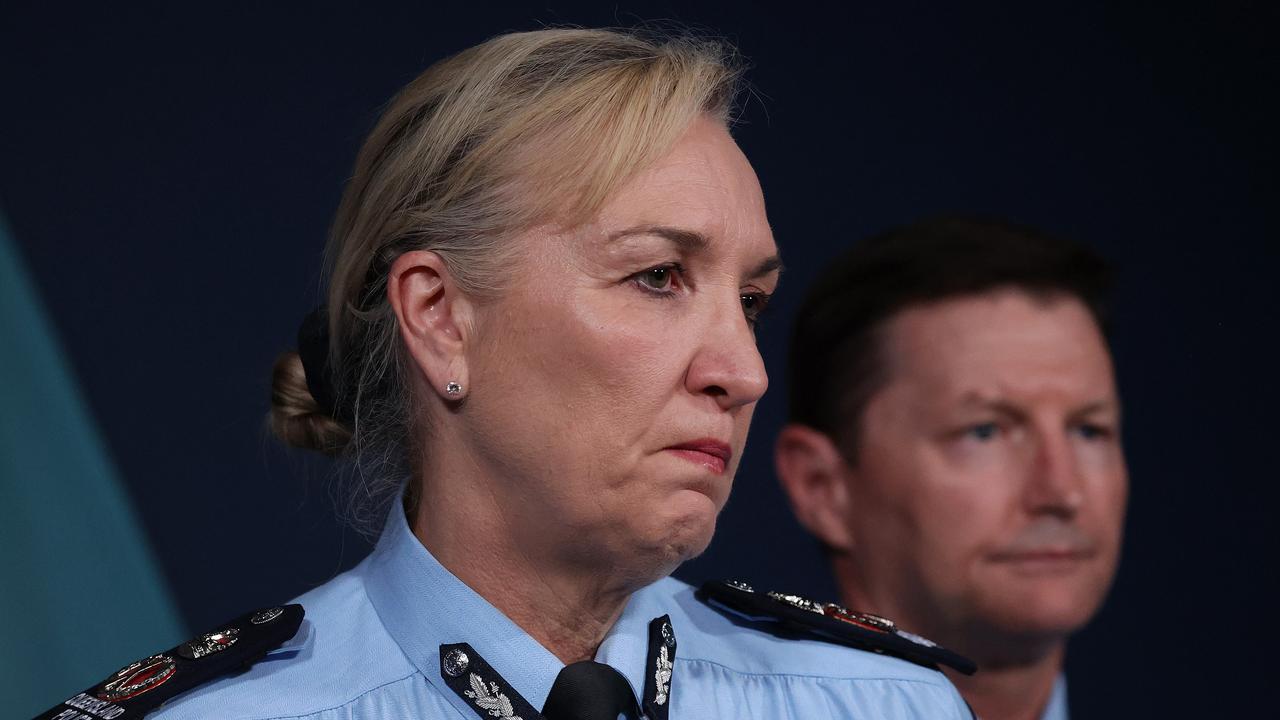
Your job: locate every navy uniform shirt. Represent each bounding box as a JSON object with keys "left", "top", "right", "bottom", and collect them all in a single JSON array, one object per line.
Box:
[{"left": 149, "top": 507, "right": 972, "bottom": 719}]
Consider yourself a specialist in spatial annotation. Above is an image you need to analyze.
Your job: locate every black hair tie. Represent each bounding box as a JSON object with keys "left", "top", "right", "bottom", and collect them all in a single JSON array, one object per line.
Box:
[{"left": 296, "top": 306, "right": 349, "bottom": 424}]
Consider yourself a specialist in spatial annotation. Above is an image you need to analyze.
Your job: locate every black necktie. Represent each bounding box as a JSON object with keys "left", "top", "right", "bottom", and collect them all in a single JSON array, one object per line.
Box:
[{"left": 541, "top": 661, "right": 642, "bottom": 720}]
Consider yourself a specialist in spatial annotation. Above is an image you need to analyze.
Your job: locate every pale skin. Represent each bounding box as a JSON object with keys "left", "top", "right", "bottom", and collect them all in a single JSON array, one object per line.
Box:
[
  {"left": 777, "top": 290, "right": 1128, "bottom": 720},
  {"left": 386, "top": 116, "right": 781, "bottom": 664}
]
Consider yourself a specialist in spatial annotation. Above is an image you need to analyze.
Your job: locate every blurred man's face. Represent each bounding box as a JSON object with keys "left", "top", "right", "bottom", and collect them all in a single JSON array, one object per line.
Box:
[{"left": 844, "top": 290, "right": 1127, "bottom": 658}]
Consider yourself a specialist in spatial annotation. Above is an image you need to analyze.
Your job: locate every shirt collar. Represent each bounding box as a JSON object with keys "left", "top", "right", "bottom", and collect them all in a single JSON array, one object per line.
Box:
[
  {"left": 363, "top": 503, "right": 665, "bottom": 712},
  {"left": 1039, "top": 674, "right": 1069, "bottom": 720},
  {"left": 595, "top": 582, "right": 661, "bottom": 701}
]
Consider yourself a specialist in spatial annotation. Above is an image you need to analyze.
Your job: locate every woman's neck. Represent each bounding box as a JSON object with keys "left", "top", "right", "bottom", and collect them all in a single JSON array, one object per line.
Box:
[{"left": 410, "top": 463, "right": 639, "bottom": 664}]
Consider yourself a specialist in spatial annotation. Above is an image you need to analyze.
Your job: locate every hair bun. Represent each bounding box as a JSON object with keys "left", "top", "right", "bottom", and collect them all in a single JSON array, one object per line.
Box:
[{"left": 270, "top": 351, "right": 352, "bottom": 455}]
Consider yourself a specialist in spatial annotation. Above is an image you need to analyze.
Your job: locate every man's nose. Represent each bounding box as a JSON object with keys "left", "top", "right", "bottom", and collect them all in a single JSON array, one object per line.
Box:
[{"left": 1024, "top": 426, "right": 1086, "bottom": 517}]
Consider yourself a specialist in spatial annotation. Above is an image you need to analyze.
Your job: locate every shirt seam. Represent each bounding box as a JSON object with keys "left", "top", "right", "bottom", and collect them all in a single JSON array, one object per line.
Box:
[{"left": 676, "top": 655, "right": 949, "bottom": 688}]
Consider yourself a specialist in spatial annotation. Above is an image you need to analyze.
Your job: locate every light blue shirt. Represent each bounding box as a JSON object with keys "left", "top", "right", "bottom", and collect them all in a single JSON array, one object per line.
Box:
[
  {"left": 151, "top": 507, "right": 972, "bottom": 719},
  {"left": 1040, "top": 675, "right": 1069, "bottom": 720}
]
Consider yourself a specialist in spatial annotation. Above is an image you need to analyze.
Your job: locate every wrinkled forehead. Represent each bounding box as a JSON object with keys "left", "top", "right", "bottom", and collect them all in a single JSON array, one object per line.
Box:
[{"left": 588, "top": 119, "right": 774, "bottom": 256}]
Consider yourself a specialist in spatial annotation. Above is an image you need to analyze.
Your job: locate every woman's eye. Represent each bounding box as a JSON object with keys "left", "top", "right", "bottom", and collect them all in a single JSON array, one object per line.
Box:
[
  {"left": 741, "top": 292, "right": 772, "bottom": 325},
  {"left": 631, "top": 264, "right": 683, "bottom": 294}
]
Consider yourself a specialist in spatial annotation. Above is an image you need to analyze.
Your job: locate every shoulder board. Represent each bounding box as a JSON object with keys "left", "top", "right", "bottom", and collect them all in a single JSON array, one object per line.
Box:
[
  {"left": 33, "top": 604, "right": 305, "bottom": 720},
  {"left": 697, "top": 580, "right": 975, "bottom": 675}
]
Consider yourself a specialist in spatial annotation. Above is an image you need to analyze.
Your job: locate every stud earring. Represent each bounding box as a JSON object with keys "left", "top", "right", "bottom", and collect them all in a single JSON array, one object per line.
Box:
[{"left": 445, "top": 381, "right": 463, "bottom": 396}]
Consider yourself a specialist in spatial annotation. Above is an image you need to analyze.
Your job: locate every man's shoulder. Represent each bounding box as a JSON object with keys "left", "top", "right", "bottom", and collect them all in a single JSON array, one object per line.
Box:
[{"left": 150, "top": 568, "right": 420, "bottom": 719}]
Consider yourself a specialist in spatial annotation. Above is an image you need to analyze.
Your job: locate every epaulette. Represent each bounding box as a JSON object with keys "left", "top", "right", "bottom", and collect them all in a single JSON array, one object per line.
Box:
[
  {"left": 34, "top": 604, "right": 305, "bottom": 720},
  {"left": 697, "top": 580, "right": 976, "bottom": 675}
]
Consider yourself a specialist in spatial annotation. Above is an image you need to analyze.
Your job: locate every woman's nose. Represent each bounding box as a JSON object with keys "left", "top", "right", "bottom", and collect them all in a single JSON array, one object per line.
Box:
[{"left": 684, "top": 294, "right": 769, "bottom": 410}]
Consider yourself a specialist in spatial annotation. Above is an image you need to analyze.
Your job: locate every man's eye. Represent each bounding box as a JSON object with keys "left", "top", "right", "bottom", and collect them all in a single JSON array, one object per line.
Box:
[
  {"left": 1073, "top": 423, "right": 1111, "bottom": 441},
  {"left": 966, "top": 423, "right": 1000, "bottom": 441},
  {"left": 741, "top": 292, "right": 772, "bottom": 325}
]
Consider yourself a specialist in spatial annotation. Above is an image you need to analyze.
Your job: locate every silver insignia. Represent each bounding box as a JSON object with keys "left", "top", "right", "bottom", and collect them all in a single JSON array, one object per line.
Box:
[
  {"left": 251, "top": 607, "right": 284, "bottom": 625},
  {"left": 653, "top": 644, "right": 673, "bottom": 706},
  {"left": 660, "top": 621, "right": 675, "bottom": 648},
  {"left": 896, "top": 629, "right": 938, "bottom": 648},
  {"left": 725, "top": 579, "right": 754, "bottom": 593},
  {"left": 443, "top": 648, "right": 470, "bottom": 677},
  {"left": 859, "top": 612, "right": 896, "bottom": 631},
  {"left": 98, "top": 654, "right": 177, "bottom": 701},
  {"left": 766, "top": 591, "right": 826, "bottom": 614},
  {"left": 464, "top": 672, "right": 522, "bottom": 719},
  {"left": 179, "top": 627, "right": 240, "bottom": 660}
]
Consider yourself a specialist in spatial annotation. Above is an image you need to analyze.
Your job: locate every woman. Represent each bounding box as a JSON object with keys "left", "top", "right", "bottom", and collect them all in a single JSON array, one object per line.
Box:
[{"left": 40, "top": 28, "right": 971, "bottom": 720}]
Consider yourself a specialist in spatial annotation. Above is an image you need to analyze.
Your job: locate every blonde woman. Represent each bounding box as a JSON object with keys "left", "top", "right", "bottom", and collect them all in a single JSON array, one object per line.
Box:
[{"left": 41, "top": 28, "right": 973, "bottom": 720}]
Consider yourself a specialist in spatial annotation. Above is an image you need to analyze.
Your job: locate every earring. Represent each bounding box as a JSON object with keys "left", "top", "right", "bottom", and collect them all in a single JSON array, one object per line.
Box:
[{"left": 445, "top": 381, "right": 463, "bottom": 396}]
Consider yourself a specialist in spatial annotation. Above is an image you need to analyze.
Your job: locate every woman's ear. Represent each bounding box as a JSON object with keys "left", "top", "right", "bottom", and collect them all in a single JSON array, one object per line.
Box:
[
  {"left": 386, "top": 250, "right": 473, "bottom": 401},
  {"left": 774, "top": 424, "right": 857, "bottom": 552}
]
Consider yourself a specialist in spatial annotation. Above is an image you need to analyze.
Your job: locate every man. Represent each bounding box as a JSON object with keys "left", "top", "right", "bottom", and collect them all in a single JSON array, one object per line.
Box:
[{"left": 775, "top": 217, "right": 1128, "bottom": 720}]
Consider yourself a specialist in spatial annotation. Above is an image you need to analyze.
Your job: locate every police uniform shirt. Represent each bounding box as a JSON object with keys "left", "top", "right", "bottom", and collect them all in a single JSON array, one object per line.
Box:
[{"left": 147, "top": 506, "right": 973, "bottom": 719}]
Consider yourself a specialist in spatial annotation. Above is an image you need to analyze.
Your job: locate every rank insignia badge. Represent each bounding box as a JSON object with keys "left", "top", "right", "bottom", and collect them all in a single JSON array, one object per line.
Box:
[
  {"left": 697, "top": 580, "right": 975, "bottom": 674},
  {"left": 33, "top": 604, "right": 305, "bottom": 720}
]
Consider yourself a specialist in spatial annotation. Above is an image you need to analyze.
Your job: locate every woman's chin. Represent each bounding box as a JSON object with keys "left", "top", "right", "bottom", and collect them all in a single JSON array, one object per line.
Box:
[
  {"left": 655, "top": 495, "right": 721, "bottom": 564},
  {"left": 591, "top": 491, "right": 722, "bottom": 582}
]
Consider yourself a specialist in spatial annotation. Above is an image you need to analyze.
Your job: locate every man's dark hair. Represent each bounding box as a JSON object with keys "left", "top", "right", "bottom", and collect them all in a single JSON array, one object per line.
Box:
[{"left": 788, "top": 216, "right": 1113, "bottom": 460}]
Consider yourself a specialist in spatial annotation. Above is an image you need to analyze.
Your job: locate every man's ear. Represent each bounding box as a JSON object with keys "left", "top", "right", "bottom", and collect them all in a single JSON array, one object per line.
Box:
[
  {"left": 386, "top": 250, "right": 473, "bottom": 401},
  {"left": 775, "top": 424, "right": 856, "bottom": 551}
]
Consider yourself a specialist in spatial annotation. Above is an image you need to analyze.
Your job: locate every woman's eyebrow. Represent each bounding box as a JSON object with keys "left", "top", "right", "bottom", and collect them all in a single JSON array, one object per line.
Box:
[
  {"left": 607, "top": 224, "right": 709, "bottom": 252},
  {"left": 608, "top": 225, "right": 783, "bottom": 277}
]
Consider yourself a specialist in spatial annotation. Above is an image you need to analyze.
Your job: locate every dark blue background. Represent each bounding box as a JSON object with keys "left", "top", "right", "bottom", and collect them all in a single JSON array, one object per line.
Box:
[{"left": 3, "top": 2, "right": 1276, "bottom": 715}]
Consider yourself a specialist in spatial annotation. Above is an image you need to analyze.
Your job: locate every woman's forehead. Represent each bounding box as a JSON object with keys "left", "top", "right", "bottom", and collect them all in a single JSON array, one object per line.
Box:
[{"left": 588, "top": 123, "right": 774, "bottom": 255}]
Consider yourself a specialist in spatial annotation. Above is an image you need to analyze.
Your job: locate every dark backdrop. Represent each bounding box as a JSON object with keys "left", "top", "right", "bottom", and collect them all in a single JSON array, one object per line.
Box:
[{"left": 3, "top": 2, "right": 1276, "bottom": 716}]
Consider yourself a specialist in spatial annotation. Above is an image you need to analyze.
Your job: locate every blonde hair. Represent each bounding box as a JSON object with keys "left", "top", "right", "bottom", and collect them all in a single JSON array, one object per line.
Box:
[{"left": 270, "top": 27, "right": 743, "bottom": 524}]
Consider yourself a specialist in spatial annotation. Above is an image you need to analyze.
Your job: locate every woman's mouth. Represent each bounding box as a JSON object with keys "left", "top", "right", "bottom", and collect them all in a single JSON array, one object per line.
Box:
[{"left": 665, "top": 439, "right": 732, "bottom": 475}]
